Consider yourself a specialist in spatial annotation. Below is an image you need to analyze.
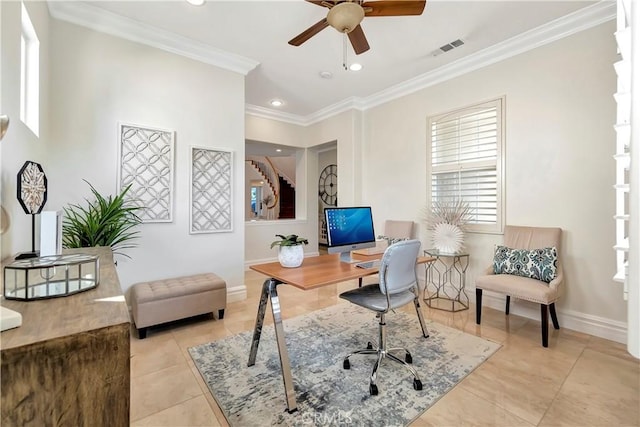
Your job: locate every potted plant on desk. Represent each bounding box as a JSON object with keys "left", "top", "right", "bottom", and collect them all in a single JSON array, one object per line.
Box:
[{"left": 271, "top": 234, "right": 308, "bottom": 268}]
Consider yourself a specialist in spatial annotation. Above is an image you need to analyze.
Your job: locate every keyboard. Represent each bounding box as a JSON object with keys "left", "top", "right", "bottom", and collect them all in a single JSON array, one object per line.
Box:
[{"left": 355, "top": 260, "right": 381, "bottom": 269}]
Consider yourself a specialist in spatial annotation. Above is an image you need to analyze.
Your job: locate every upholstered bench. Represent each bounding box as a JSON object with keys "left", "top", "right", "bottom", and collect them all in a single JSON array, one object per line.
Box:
[{"left": 130, "top": 273, "right": 227, "bottom": 339}]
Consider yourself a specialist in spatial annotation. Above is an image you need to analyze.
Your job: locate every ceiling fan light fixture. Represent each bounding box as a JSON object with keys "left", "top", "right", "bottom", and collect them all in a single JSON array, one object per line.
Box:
[{"left": 327, "top": 2, "right": 365, "bottom": 33}]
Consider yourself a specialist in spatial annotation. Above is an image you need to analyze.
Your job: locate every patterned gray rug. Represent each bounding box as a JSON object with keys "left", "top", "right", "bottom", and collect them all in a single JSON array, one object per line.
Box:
[{"left": 189, "top": 304, "right": 500, "bottom": 426}]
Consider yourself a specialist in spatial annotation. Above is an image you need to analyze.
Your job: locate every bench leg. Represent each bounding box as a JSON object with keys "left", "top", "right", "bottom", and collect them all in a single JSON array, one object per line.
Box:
[
  {"left": 218, "top": 309, "right": 225, "bottom": 320},
  {"left": 138, "top": 327, "right": 147, "bottom": 339}
]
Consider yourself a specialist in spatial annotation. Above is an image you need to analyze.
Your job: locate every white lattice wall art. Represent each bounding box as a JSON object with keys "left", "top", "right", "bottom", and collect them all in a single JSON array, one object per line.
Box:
[
  {"left": 118, "top": 123, "right": 175, "bottom": 222},
  {"left": 190, "top": 147, "right": 233, "bottom": 234}
]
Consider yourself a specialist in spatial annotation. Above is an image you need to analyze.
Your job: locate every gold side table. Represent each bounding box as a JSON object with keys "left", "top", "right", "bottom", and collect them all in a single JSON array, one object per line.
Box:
[{"left": 423, "top": 249, "right": 470, "bottom": 312}]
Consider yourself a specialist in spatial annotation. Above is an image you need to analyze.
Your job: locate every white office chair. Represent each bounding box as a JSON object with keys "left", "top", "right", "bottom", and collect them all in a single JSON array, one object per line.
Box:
[
  {"left": 340, "top": 239, "right": 429, "bottom": 395},
  {"left": 359, "top": 219, "right": 415, "bottom": 287}
]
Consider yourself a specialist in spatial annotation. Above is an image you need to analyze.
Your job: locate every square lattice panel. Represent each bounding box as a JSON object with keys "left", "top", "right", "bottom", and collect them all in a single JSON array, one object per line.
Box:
[
  {"left": 190, "top": 147, "right": 233, "bottom": 234},
  {"left": 118, "top": 123, "right": 174, "bottom": 222}
]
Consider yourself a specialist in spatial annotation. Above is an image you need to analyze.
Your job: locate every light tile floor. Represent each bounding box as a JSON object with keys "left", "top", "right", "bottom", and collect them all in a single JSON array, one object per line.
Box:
[{"left": 130, "top": 270, "right": 640, "bottom": 426}]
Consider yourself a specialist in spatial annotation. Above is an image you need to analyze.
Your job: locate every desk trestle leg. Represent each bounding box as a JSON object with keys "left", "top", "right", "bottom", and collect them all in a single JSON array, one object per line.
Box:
[
  {"left": 248, "top": 278, "right": 271, "bottom": 367},
  {"left": 248, "top": 278, "right": 298, "bottom": 413}
]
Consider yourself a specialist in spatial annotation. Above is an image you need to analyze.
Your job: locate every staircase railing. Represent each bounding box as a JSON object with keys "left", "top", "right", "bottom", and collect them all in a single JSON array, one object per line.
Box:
[{"left": 247, "top": 157, "right": 280, "bottom": 218}]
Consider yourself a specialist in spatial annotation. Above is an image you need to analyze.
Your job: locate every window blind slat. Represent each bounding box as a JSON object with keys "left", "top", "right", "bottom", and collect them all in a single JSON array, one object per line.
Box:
[{"left": 429, "top": 100, "right": 503, "bottom": 232}]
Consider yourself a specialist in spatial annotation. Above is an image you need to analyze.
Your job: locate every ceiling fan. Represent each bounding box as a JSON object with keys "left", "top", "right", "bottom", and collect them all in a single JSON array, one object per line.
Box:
[{"left": 288, "top": 0, "right": 427, "bottom": 55}]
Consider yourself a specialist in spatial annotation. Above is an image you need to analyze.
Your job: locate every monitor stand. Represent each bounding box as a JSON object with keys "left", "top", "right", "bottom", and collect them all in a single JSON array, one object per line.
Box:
[{"left": 339, "top": 251, "right": 360, "bottom": 264}]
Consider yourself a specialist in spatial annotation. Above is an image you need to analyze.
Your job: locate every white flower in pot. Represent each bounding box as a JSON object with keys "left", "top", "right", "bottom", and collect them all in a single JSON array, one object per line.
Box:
[{"left": 270, "top": 234, "right": 308, "bottom": 268}]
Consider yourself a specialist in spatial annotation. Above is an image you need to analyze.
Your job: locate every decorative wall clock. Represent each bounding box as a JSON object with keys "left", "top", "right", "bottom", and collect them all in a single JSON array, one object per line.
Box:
[{"left": 318, "top": 164, "right": 337, "bottom": 206}]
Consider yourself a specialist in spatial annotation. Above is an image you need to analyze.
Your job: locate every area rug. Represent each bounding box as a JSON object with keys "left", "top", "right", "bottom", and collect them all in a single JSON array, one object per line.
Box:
[{"left": 189, "top": 304, "right": 500, "bottom": 426}]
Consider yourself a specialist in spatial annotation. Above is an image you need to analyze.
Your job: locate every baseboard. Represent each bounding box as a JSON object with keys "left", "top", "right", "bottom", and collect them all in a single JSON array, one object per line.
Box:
[
  {"left": 227, "top": 284, "right": 247, "bottom": 303},
  {"left": 240, "top": 266, "right": 628, "bottom": 344},
  {"left": 480, "top": 291, "right": 627, "bottom": 344}
]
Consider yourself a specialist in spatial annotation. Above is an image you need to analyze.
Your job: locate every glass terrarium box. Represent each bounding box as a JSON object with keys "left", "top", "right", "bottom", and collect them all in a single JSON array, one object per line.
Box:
[{"left": 3, "top": 254, "right": 100, "bottom": 301}]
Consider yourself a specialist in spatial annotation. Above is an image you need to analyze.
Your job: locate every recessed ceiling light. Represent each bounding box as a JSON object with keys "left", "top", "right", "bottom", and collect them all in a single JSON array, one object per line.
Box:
[
  {"left": 319, "top": 71, "right": 333, "bottom": 79},
  {"left": 276, "top": 149, "right": 282, "bottom": 152},
  {"left": 270, "top": 99, "right": 283, "bottom": 107},
  {"left": 349, "top": 63, "right": 363, "bottom": 71},
  {"left": 186, "top": 0, "right": 205, "bottom": 6}
]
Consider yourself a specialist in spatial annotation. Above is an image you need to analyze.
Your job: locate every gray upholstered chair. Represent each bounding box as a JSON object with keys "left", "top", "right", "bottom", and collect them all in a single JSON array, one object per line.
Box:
[
  {"left": 359, "top": 219, "right": 415, "bottom": 287},
  {"left": 475, "top": 225, "right": 563, "bottom": 347},
  {"left": 340, "top": 239, "right": 429, "bottom": 395},
  {"left": 382, "top": 220, "right": 414, "bottom": 241}
]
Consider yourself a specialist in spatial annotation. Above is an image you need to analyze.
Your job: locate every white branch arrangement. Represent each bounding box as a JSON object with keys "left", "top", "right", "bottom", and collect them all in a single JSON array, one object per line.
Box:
[{"left": 423, "top": 200, "right": 472, "bottom": 254}]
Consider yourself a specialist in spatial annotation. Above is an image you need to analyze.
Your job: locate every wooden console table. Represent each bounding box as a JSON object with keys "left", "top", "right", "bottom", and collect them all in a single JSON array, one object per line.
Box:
[{"left": 1, "top": 247, "right": 131, "bottom": 426}]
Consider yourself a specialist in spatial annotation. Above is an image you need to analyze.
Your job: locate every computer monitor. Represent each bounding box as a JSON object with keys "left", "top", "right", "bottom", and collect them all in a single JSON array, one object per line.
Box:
[{"left": 325, "top": 206, "right": 376, "bottom": 263}]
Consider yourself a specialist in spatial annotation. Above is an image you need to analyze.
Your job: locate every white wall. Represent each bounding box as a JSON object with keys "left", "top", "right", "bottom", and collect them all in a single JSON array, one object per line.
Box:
[
  {"left": 362, "top": 21, "right": 625, "bottom": 334},
  {"left": 2, "top": 13, "right": 248, "bottom": 299},
  {"left": 1, "top": 1, "right": 51, "bottom": 260},
  {"left": 2, "top": 3, "right": 625, "bottom": 341},
  {"left": 245, "top": 21, "right": 625, "bottom": 341},
  {"left": 244, "top": 115, "right": 320, "bottom": 264},
  {"left": 307, "top": 110, "right": 364, "bottom": 208}
]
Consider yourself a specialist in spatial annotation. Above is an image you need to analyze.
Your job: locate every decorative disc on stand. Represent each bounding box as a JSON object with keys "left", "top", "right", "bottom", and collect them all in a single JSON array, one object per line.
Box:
[
  {"left": 16, "top": 161, "right": 48, "bottom": 259},
  {"left": 431, "top": 222, "right": 464, "bottom": 254}
]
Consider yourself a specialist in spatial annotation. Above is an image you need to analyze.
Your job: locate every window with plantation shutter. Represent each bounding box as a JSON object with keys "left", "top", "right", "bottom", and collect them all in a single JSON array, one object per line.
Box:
[{"left": 428, "top": 98, "right": 505, "bottom": 233}]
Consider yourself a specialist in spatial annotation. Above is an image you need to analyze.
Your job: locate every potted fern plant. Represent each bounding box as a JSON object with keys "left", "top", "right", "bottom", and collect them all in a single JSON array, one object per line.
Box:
[
  {"left": 271, "top": 234, "right": 308, "bottom": 268},
  {"left": 62, "top": 181, "right": 143, "bottom": 259}
]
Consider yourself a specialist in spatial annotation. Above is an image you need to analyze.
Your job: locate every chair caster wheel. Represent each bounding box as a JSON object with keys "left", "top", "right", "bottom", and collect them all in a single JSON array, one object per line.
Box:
[
  {"left": 343, "top": 359, "right": 350, "bottom": 369},
  {"left": 405, "top": 353, "right": 413, "bottom": 364},
  {"left": 369, "top": 383, "right": 378, "bottom": 396},
  {"left": 413, "top": 378, "right": 423, "bottom": 391},
  {"left": 367, "top": 342, "right": 373, "bottom": 350}
]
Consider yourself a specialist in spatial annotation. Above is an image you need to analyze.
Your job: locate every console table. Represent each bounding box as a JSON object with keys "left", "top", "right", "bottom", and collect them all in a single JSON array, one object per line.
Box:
[
  {"left": 1, "top": 247, "right": 130, "bottom": 426},
  {"left": 423, "top": 249, "right": 470, "bottom": 312}
]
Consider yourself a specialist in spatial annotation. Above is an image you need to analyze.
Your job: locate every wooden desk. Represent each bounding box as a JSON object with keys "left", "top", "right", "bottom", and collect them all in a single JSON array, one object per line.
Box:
[{"left": 248, "top": 253, "right": 434, "bottom": 413}]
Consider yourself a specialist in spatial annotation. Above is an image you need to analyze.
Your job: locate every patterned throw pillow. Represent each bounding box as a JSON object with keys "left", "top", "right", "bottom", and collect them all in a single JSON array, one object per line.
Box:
[
  {"left": 493, "top": 245, "right": 558, "bottom": 283},
  {"left": 377, "top": 235, "right": 408, "bottom": 246}
]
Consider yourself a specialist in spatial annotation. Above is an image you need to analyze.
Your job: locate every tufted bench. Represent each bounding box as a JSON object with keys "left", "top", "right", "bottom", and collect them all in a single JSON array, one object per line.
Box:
[{"left": 130, "top": 273, "right": 227, "bottom": 339}]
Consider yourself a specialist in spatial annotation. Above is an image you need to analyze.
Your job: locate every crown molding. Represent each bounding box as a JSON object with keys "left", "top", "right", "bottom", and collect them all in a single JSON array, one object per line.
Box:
[
  {"left": 245, "top": 105, "right": 309, "bottom": 126},
  {"left": 360, "top": 0, "right": 616, "bottom": 111},
  {"left": 47, "top": 1, "right": 259, "bottom": 75},
  {"left": 303, "top": 96, "right": 367, "bottom": 126},
  {"left": 247, "top": 97, "right": 367, "bottom": 127},
  {"left": 45, "top": 0, "right": 615, "bottom": 124},
  {"left": 250, "top": 0, "right": 616, "bottom": 125}
]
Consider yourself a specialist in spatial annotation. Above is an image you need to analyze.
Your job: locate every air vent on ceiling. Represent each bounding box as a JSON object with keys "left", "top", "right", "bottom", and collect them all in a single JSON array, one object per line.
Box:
[{"left": 431, "top": 39, "right": 465, "bottom": 57}]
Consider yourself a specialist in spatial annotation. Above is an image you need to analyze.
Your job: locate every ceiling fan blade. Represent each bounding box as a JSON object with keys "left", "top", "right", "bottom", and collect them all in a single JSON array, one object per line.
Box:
[
  {"left": 363, "top": 0, "right": 426, "bottom": 17},
  {"left": 348, "top": 24, "right": 370, "bottom": 55},
  {"left": 288, "top": 18, "right": 330, "bottom": 46},
  {"left": 305, "top": 0, "right": 330, "bottom": 7}
]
